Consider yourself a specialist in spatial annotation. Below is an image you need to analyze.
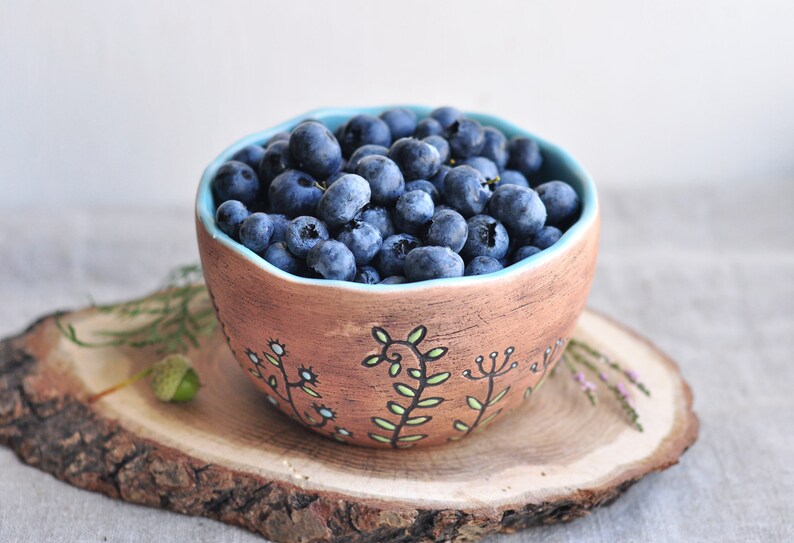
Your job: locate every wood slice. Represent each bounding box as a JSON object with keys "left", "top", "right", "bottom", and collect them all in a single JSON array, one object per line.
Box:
[{"left": 0, "top": 308, "right": 697, "bottom": 543}]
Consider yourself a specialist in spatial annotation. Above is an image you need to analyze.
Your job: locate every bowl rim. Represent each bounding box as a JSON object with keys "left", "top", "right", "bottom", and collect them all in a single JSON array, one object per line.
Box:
[{"left": 196, "top": 105, "right": 599, "bottom": 293}]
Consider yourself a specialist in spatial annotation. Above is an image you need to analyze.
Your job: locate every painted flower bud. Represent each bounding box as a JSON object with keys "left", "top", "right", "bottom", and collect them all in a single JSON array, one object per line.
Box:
[{"left": 149, "top": 354, "right": 200, "bottom": 402}]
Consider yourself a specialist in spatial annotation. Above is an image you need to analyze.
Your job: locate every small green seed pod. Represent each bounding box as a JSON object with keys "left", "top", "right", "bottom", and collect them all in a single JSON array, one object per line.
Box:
[{"left": 150, "top": 354, "right": 201, "bottom": 402}]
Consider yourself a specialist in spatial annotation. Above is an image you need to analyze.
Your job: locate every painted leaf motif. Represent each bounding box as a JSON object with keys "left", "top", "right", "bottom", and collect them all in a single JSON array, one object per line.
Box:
[
  {"left": 306, "top": 413, "right": 317, "bottom": 424},
  {"left": 268, "top": 376, "right": 277, "bottom": 389},
  {"left": 426, "top": 372, "right": 451, "bottom": 386},
  {"left": 489, "top": 387, "right": 510, "bottom": 406},
  {"left": 372, "top": 417, "right": 396, "bottom": 431},
  {"left": 453, "top": 420, "right": 470, "bottom": 432},
  {"left": 398, "top": 434, "right": 427, "bottom": 442},
  {"left": 405, "top": 416, "right": 431, "bottom": 426},
  {"left": 368, "top": 433, "right": 391, "bottom": 443},
  {"left": 389, "top": 362, "right": 402, "bottom": 377},
  {"left": 424, "top": 347, "right": 448, "bottom": 361},
  {"left": 467, "top": 396, "right": 483, "bottom": 411},
  {"left": 394, "top": 383, "right": 416, "bottom": 397},
  {"left": 387, "top": 401, "right": 405, "bottom": 415},
  {"left": 301, "top": 386, "right": 321, "bottom": 398},
  {"left": 372, "top": 327, "right": 391, "bottom": 345},
  {"left": 416, "top": 397, "right": 444, "bottom": 408},
  {"left": 524, "top": 387, "right": 533, "bottom": 399},
  {"left": 480, "top": 409, "right": 503, "bottom": 427},
  {"left": 407, "top": 325, "right": 427, "bottom": 345},
  {"left": 362, "top": 355, "right": 381, "bottom": 367},
  {"left": 407, "top": 368, "right": 422, "bottom": 379},
  {"left": 265, "top": 353, "right": 281, "bottom": 367}
]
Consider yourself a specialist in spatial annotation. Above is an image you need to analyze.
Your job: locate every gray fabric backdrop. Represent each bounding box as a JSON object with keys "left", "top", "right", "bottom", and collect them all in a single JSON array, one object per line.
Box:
[{"left": 1, "top": 181, "right": 792, "bottom": 542}]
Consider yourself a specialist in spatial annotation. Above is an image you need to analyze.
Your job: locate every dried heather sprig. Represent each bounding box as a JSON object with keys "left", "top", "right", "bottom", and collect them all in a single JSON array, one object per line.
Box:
[{"left": 569, "top": 339, "right": 651, "bottom": 396}]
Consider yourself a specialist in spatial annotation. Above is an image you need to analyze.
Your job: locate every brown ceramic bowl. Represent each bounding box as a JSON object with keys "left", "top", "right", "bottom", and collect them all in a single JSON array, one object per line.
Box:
[{"left": 196, "top": 106, "right": 599, "bottom": 448}]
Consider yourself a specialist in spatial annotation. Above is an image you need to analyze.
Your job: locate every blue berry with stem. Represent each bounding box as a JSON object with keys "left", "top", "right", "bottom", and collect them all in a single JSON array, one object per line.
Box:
[
  {"left": 317, "top": 173, "right": 371, "bottom": 227},
  {"left": 423, "top": 209, "right": 468, "bottom": 253},
  {"left": 512, "top": 245, "right": 541, "bottom": 263},
  {"left": 288, "top": 121, "right": 343, "bottom": 178},
  {"left": 443, "top": 165, "right": 491, "bottom": 217},
  {"left": 429, "top": 106, "right": 463, "bottom": 130},
  {"left": 354, "top": 266, "right": 381, "bottom": 284},
  {"left": 404, "top": 246, "right": 464, "bottom": 281},
  {"left": 460, "top": 156, "right": 499, "bottom": 182},
  {"left": 307, "top": 240, "right": 356, "bottom": 281},
  {"left": 480, "top": 127, "right": 508, "bottom": 170},
  {"left": 508, "top": 136, "right": 543, "bottom": 180},
  {"left": 447, "top": 118, "right": 485, "bottom": 159},
  {"left": 404, "top": 179, "right": 440, "bottom": 204},
  {"left": 336, "top": 220, "right": 383, "bottom": 266},
  {"left": 264, "top": 241, "right": 307, "bottom": 275},
  {"left": 213, "top": 161, "right": 260, "bottom": 206},
  {"left": 215, "top": 200, "right": 249, "bottom": 240},
  {"left": 535, "top": 180, "right": 581, "bottom": 229},
  {"left": 532, "top": 225, "right": 563, "bottom": 249},
  {"left": 375, "top": 233, "right": 422, "bottom": 277},
  {"left": 414, "top": 118, "right": 444, "bottom": 138},
  {"left": 239, "top": 212, "right": 274, "bottom": 254},
  {"left": 379, "top": 108, "right": 417, "bottom": 140},
  {"left": 357, "top": 205, "right": 394, "bottom": 239},
  {"left": 488, "top": 184, "right": 547, "bottom": 239},
  {"left": 339, "top": 115, "right": 392, "bottom": 157},
  {"left": 355, "top": 155, "right": 405, "bottom": 206},
  {"left": 394, "top": 190, "right": 435, "bottom": 235},
  {"left": 285, "top": 216, "right": 330, "bottom": 258},
  {"left": 464, "top": 255, "right": 504, "bottom": 276},
  {"left": 268, "top": 169, "right": 323, "bottom": 217},
  {"left": 388, "top": 138, "right": 441, "bottom": 180},
  {"left": 232, "top": 145, "right": 267, "bottom": 172},
  {"left": 346, "top": 144, "right": 389, "bottom": 172},
  {"left": 461, "top": 214, "right": 510, "bottom": 260},
  {"left": 423, "top": 135, "right": 450, "bottom": 164},
  {"left": 492, "top": 169, "right": 529, "bottom": 189}
]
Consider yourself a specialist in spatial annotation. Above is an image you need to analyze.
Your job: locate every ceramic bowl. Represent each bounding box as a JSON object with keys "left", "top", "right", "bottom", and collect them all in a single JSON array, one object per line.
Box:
[{"left": 196, "top": 106, "right": 599, "bottom": 448}]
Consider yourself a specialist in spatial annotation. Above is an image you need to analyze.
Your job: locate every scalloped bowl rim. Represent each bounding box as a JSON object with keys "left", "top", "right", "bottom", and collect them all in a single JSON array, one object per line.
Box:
[{"left": 196, "top": 105, "right": 598, "bottom": 293}]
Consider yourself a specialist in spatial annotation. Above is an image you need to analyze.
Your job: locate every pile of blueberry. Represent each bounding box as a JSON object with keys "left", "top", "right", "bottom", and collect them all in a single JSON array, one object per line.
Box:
[{"left": 212, "top": 107, "right": 580, "bottom": 284}]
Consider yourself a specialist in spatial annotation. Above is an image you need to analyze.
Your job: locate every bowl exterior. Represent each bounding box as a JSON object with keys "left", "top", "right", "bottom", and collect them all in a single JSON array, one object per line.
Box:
[{"left": 197, "top": 212, "right": 598, "bottom": 448}]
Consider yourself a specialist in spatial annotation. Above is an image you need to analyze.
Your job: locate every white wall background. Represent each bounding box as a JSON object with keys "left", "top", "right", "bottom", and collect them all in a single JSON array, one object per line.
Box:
[{"left": 1, "top": 0, "right": 792, "bottom": 207}]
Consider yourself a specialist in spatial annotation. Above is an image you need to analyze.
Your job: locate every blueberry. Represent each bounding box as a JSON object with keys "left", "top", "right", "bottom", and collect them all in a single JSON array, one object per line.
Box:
[
  {"left": 447, "top": 119, "right": 485, "bottom": 159},
  {"left": 480, "top": 127, "right": 508, "bottom": 170},
  {"left": 346, "top": 144, "right": 389, "bottom": 172},
  {"left": 354, "top": 266, "right": 381, "bottom": 284},
  {"left": 336, "top": 221, "right": 383, "bottom": 266},
  {"left": 429, "top": 106, "right": 463, "bottom": 130},
  {"left": 232, "top": 145, "right": 267, "bottom": 172},
  {"left": 375, "top": 233, "right": 422, "bottom": 277},
  {"left": 269, "top": 213, "right": 291, "bottom": 242},
  {"left": 443, "top": 165, "right": 491, "bottom": 217},
  {"left": 464, "top": 255, "right": 504, "bottom": 276},
  {"left": 317, "top": 173, "right": 371, "bottom": 227},
  {"left": 265, "top": 131, "right": 290, "bottom": 147},
  {"left": 512, "top": 245, "right": 541, "bottom": 263},
  {"left": 379, "top": 276, "right": 408, "bottom": 284},
  {"left": 264, "top": 241, "right": 307, "bottom": 275},
  {"left": 532, "top": 226, "right": 563, "bottom": 249},
  {"left": 213, "top": 161, "right": 260, "bottom": 206},
  {"left": 258, "top": 140, "right": 294, "bottom": 190},
  {"left": 307, "top": 240, "right": 356, "bottom": 281},
  {"left": 215, "top": 200, "right": 249, "bottom": 240},
  {"left": 394, "top": 190, "right": 435, "bottom": 235},
  {"left": 404, "top": 179, "right": 440, "bottom": 204},
  {"left": 285, "top": 216, "right": 330, "bottom": 258},
  {"left": 487, "top": 184, "right": 547, "bottom": 239},
  {"left": 508, "top": 136, "right": 543, "bottom": 180},
  {"left": 461, "top": 214, "right": 510, "bottom": 260},
  {"left": 423, "top": 209, "right": 468, "bottom": 252},
  {"left": 379, "top": 108, "right": 417, "bottom": 141},
  {"left": 239, "top": 212, "right": 274, "bottom": 254},
  {"left": 535, "top": 180, "right": 581, "bottom": 229},
  {"left": 429, "top": 165, "right": 451, "bottom": 193},
  {"left": 338, "top": 115, "right": 392, "bottom": 157},
  {"left": 355, "top": 155, "right": 405, "bottom": 206},
  {"left": 357, "top": 205, "right": 395, "bottom": 239},
  {"left": 493, "top": 169, "right": 529, "bottom": 189},
  {"left": 460, "top": 157, "right": 499, "bottom": 182},
  {"left": 422, "top": 135, "right": 450, "bottom": 164},
  {"left": 268, "top": 170, "right": 323, "bottom": 217},
  {"left": 404, "top": 246, "right": 464, "bottom": 281},
  {"left": 325, "top": 170, "right": 348, "bottom": 186},
  {"left": 388, "top": 138, "right": 441, "bottom": 180},
  {"left": 288, "top": 121, "right": 343, "bottom": 178},
  {"left": 414, "top": 118, "right": 445, "bottom": 138}
]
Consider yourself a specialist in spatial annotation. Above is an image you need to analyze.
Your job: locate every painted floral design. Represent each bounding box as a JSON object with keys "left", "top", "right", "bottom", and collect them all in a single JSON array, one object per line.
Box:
[
  {"left": 524, "top": 338, "right": 567, "bottom": 399},
  {"left": 361, "top": 325, "right": 449, "bottom": 448}
]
